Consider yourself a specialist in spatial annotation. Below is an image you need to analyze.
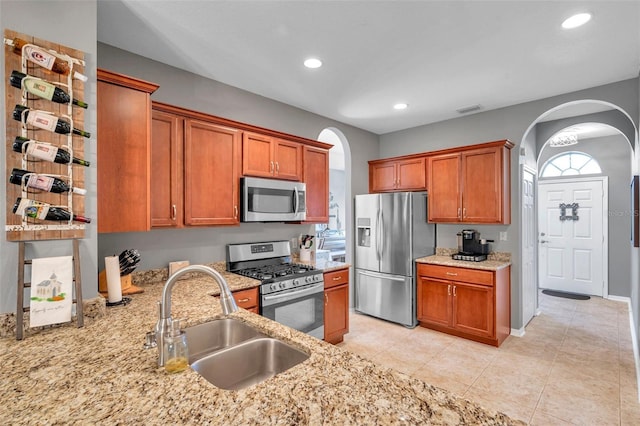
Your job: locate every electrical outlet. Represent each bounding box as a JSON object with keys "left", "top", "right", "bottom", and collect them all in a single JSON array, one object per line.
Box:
[
  {"left": 169, "top": 260, "right": 190, "bottom": 275},
  {"left": 500, "top": 232, "right": 508, "bottom": 241}
]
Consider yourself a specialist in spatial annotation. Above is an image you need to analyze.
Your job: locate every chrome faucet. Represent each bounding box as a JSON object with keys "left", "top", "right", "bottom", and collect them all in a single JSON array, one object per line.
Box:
[{"left": 155, "top": 264, "right": 239, "bottom": 367}]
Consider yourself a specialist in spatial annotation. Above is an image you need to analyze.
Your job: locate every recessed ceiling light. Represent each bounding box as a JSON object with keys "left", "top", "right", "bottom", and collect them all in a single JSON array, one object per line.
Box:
[
  {"left": 304, "top": 58, "right": 322, "bottom": 69},
  {"left": 562, "top": 12, "right": 592, "bottom": 29},
  {"left": 393, "top": 103, "right": 408, "bottom": 110}
]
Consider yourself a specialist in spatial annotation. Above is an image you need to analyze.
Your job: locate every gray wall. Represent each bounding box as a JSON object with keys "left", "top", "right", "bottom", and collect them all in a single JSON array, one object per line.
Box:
[
  {"left": 0, "top": 1, "right": 98, "bottom": 313},
  {"left": 96, "top": 43, "right": 379, "bottom": 272},
  {"left": 537, "top": 134, "right": 632, "bottom": 297},
  {"left": 380, "top": 78, "right": 639, "bottom": 329}
]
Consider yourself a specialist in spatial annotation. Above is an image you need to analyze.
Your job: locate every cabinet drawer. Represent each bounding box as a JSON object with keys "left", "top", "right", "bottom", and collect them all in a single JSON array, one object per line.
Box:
[
  {"left": 233, "top": 287, "right": 259, "bottom": 309},
  {"left": 418, "top": 264, "right": 493, "bottom": 286},
  {"left": 324, "top": 268, "right": 349, "bottom": 289}
]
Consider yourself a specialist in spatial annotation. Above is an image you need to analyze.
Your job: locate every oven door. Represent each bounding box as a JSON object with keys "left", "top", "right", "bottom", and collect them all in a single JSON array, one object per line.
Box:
[{"left": 261, "top": 282, "right": 324, "bottom": 339}]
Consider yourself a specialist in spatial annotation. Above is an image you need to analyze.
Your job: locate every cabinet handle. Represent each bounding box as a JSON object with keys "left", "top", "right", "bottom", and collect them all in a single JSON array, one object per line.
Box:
[
  {"left": 397, "top": 176, "right": 401, "bottom": 187},
  {"left": 332, "top": 277, "right": 341, "bottom": 281},
  {"left": 463, "top": 208, "right": 466, "bottom": 218},
  {"left": 448, "top": 284, "right": 451, "bottom": 296},
  {"left": 457, "top": 207, "right": 461, "bottom": 219},
  {"left": 325, "top": 293, "right": 328, "bottom": 304},
  {"left": 234, "top": 205, "right": 238, "bottom": 219},
  {"left": 172, "top": 204, "right": 177, "bottom": 220},
  {"left": 276, "top": 162, "right": 280, "bottom": 173},
  {"left": 445, "top": 272, "right": 458, "bottom": 276},
  {"left": 237, "top": 298, "right": 250, "bottom": 303},
  {"left": 453, "top": 286, "right": 457, "bottom": 296},
  {"left": 270, "top": 161, "right": 274, "bottom": 173}
]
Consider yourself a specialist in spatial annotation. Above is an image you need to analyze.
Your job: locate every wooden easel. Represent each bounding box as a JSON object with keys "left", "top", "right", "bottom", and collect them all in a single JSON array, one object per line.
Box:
[{"left": 16, "top": 239, "right": 84, "bottom": 340}]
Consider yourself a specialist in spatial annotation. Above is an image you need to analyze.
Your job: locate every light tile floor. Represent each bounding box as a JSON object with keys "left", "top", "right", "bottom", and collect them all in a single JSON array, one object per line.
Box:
[{"left": 337, "top": 292, "right": 640, "bottom": 425}]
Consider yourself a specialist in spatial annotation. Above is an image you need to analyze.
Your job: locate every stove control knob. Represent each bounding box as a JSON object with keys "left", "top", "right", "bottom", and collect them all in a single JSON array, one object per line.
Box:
[
  {"left": 279, "top": 282, "right": 287, "bottom": 289},
  {"left": 293, "top": 279, "right": 300, "bottom": 286},
  {"left": 270, "top": 283, "right": 278, "bottom": 291}
]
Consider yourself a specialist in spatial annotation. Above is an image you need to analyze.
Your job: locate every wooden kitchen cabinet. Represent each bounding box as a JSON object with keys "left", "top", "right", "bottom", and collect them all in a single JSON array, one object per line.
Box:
[
  {"left": 369, "top": 156, "right": 426, "bottom": 192},
  {"left": 303, "top": 146, "right": 330, "bottom": 223},
  {"left": 242, "top": 131, "right": 302, "bottom": 181},
  {"left": 417, "top": 263, "right": 510, "bottom": 347},
  {"left": 233, "top": 287, "right": 259, "bottom": 314},
  {"left": 151, "top": 102, "right": 242, "bottom": 227},
  {"left": 97, "top": 69, "right": 159, "bottom": 233},
  {"left": 427, "top": 140, "right": 513, "bottom": 224},
  {"left": 324, "top": 267, "right": 349, "bottom": 344}
]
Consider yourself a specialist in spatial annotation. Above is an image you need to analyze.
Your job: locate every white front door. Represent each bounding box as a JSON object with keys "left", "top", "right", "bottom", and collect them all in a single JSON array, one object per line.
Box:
[
  {"left": 522, "top": 166, "right": 537, "bottom": 325},
  {"left": 538, "top": 178, "right": 607, "bottom": 296}
]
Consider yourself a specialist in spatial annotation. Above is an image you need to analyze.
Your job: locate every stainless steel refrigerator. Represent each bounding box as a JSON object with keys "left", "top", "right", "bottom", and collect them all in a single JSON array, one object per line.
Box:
[{"left": 354, "top": 191, "right": 435, "bottom": 327}]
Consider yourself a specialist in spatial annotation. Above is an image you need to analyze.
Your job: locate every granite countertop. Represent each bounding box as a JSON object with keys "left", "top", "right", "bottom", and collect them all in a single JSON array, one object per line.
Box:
[
  {"left": 0, "top": 262, "right": 521, "bottom": 425},
  {"left": 416, "top": 248, "right": 511, "bottom": 271}
]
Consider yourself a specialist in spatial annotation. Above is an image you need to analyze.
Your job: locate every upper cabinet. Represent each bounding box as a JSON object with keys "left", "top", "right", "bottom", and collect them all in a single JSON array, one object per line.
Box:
[
  {"left": 369, "top": 156, "right": 426, "bottom": 193},
  {"left": 242, "top": 132, "right": 302, "bottom": 181},
  {"left": 303, "top": 146, "right": 330, "bottom": 223},
  {"left": 427, "top": 140, "right": 513, "bottom": 224},
  {"left": 97, "top": 69, "right": 159, "bottom": 233},
  {"left": 150, "top": 103, "right": 241, "bottom": 228}
]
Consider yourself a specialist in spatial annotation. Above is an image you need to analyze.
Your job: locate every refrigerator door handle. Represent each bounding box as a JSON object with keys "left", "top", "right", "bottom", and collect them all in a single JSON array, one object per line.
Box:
[
  {"left": 375, "top": 209, "right": 381, "bottom": 261},
  {"left": 356, "top": 269, "right": 407, "bottom": 282},
  {"left": 379, "top": 209, "right": 385, "bottom": 260}
]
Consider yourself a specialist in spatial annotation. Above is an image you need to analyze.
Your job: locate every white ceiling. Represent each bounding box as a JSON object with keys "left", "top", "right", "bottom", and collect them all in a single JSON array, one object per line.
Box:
[{"left": 97, "top": 1, "right": 640, "bottom": 136}]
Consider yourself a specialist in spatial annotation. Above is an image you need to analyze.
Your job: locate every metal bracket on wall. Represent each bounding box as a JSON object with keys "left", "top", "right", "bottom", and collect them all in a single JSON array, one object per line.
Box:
[{"left": 559, "top": 203, "right": 579, "bottom": 221}]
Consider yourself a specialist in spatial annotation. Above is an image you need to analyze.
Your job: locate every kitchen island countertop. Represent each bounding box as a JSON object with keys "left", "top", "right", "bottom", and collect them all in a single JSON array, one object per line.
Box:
[{"left": 0, "top": 263, "right": 521, "bottom": 425}]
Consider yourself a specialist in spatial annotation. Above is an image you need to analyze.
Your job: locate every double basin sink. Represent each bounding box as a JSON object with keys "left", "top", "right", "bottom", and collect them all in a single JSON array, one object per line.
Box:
[{"left": 184, "top": 318, "right": 309, "bottom": 390}]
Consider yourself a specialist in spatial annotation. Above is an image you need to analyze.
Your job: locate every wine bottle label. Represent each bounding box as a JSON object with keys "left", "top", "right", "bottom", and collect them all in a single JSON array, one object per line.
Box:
[
  {"left": 23, "top": 45, "right": 56, "bottom": 70},
  {"left": 25, "top": 142, "right": 58, "bottom": 162},
  {"left": 15, "top": 198, "right": 50, "bottom": 220},
  {"left": 26, "top": 174, "right": 55, "bottom": 192},
  {"left": 23, "top": 77, "right": 55, "bottom": 101},
  {"left": 26, "top": 111, "right": 58, "bottom": 132}
]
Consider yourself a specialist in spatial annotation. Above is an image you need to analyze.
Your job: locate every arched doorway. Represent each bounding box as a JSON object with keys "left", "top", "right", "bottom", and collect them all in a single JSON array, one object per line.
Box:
[
  {"left": 519, "top": 101, "right": 637, "bottom": 329},
  {"left": 317, "top": 128, "right": 353, "bottom": 303}
]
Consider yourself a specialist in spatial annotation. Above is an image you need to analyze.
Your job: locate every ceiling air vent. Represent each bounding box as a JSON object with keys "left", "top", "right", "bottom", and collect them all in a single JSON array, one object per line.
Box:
[{"left": 456, "top": 104, "right": 482, "bottom": 114}]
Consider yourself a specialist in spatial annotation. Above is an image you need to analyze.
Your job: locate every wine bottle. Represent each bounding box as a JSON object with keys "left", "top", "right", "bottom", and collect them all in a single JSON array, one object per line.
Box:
[
  {"left": 13, "top": 136, "right": 90, "bottom": 167},
  {"left": 12, "top": 104, "right": 91, "bottom": 138},
  {"left": 9, "top": 168, "right": 87, "bottom": 195},
  {"left": 12, "top": 197, "right": 91, "bottom": 223},
  {"left": 4, "top": 38, "right": 87, "bottom": 82},
  {"left": 10, "top": 70, "right": 88, "bottom": 108}
]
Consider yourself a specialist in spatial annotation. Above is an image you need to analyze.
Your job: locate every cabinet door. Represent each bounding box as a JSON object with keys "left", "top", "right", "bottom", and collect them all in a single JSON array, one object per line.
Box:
[
  {"left": 97, "top": 79, "right": 152, "bottom": 233},
  {"left": 427, "top": 153, "right": 461, "bottom": 222},
  {"left": 417, "top": 276, "right": 451, "bottom": 327},
  {"left": 151, "top": 110, "right": 183, "bottom": 228},
  {"left": 303, "top": 146, "right": 329, "bottom": 223},
  {"left": 184, "top": 119, "right": 241, "bottom": 225},
  {"left": 370, "top": 161, "right": 397, "bottom": 192},
  {"left": 452, "top": 281, "right": 494, "bottom": 338},
  {"left": 461, "top": 147, "right": 504, "bottom": 223},
  {"left": 324, "top": 284, "right": 349, "bottom": 343},
  {"left": 274, "top": 139, "right": 302, "bottom": 181},
  {"left": 242, "top": 132, "right": 274, "bottom": 178},
  {"left": 396, "top": 157, "right": 426, "bottom": 190}
]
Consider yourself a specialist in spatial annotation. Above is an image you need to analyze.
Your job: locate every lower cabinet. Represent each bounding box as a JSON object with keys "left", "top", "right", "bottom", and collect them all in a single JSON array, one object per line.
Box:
[
  {"left": 232, "top": 287, "right": 259, "bottom": 314},
  {"left": 324, "top": 268, "right": 349, "bottom": 344},
  {"left": 417, "top": 263, "right": 510, "bottom": 347}
]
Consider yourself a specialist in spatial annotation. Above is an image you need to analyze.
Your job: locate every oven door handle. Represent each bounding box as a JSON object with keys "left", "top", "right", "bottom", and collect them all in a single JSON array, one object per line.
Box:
[{"left": 262, "top": 283, "right": 324, "bottom": 307}]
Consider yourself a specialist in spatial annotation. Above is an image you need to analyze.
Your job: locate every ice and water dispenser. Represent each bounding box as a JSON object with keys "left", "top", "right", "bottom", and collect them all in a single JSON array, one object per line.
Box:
[{"left": 357, "top": 218, "right": 371, "bottom": 247}]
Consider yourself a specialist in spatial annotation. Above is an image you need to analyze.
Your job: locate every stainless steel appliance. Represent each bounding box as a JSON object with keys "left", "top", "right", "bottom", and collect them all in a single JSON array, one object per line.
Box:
[
  {"left": 354, "top": 191, "right": 435, "bottom": 327},
  {"left": 453, "top": 229, "right": 490, "bottom": 261},
  {"left": 226, "top": 241, "right": 324, "bottom": 339},
  {"left": 241, "top": 177, "right": 306, "bottom": 222}
]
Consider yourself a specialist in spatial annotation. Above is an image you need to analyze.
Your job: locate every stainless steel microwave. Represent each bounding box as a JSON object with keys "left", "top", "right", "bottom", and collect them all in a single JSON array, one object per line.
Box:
[{"left": 241, "top": 177, "right": 306, "bottom": 222}]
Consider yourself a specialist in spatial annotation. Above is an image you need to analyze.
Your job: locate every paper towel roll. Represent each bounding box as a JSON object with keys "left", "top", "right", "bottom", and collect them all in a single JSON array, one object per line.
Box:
[{"left": 105, "top": 255, "right": 122, "bottom": 303}]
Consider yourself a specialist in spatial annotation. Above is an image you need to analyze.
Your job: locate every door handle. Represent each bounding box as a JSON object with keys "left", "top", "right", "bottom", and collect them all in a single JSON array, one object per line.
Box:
[{"left": 540, "top": 240, "right": 548, "bottom": 243}]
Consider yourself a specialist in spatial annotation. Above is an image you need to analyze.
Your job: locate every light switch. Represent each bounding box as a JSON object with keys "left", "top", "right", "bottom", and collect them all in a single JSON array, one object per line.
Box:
[{"left": 500, "top": 232, "right": 508, "bottom": 241}]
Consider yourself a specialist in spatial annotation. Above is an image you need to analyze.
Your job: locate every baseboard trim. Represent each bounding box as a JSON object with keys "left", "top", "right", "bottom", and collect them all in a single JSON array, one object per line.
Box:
[
  {"left": 510, "top": 327, "right": 525, "bottom": 337},
  {"left": 607, "top": 295, "right": 640, "bottom": 402}
]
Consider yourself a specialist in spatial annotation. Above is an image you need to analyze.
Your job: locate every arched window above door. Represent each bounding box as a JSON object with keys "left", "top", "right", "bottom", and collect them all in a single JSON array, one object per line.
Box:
[{"left": 540, "top": 151, "right": 602, "bottom": 178}]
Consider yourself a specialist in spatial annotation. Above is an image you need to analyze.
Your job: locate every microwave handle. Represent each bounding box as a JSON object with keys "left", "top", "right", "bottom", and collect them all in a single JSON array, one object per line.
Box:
[{"left": 293, "top": 187, "right": 299, "bottom": 214}]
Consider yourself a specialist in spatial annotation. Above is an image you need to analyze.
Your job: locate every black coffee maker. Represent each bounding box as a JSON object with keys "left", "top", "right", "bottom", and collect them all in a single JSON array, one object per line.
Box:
[{"left": 453, "top": 229, "right": 489, "bottom": 261}]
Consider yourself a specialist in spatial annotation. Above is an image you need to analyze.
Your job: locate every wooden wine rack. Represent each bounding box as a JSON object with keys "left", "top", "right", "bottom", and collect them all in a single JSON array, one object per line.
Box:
[{"left": 4, "top": 29, "right": 87, "bottom": 242}]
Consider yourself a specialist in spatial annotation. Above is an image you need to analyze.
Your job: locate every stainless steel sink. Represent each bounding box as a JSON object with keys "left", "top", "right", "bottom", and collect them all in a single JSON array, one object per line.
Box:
[
  {"left": 190, "top": 337, "right": 309, "bottom": 390},
  {"left": 184, "top": 318, "right": 265, "bottom": 362}
]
